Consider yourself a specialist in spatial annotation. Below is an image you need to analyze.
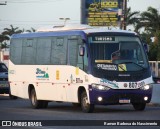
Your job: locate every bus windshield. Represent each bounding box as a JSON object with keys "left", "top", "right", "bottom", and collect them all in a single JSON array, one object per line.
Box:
[{"left": 88, "top": 36, "right": 148, "bottom": 72}]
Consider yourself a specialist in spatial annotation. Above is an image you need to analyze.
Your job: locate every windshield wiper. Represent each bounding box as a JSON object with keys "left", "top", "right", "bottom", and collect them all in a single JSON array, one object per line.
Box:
[{"left": 119, "top": 61, "right": 144, "bottom": 69}]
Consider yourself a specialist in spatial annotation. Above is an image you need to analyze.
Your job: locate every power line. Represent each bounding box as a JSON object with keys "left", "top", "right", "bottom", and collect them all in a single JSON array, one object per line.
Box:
[
  {"left": 3, "top": 0, "right": 64, "bottom": 4},
  {"left": 1, "top": 19, "right": 79, "bottom": 22}
]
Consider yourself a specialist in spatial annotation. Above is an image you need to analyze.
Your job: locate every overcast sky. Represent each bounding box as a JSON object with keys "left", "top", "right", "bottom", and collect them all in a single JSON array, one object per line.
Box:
[{"left": 0, "top": 0, "right": 160, "bottom": 32}]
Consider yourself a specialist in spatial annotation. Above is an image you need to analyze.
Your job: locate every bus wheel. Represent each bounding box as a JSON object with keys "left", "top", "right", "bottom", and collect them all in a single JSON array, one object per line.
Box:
[
  {"left": 132, "top": 103, "right": 146, "bottom": 111},
  {"left": 81, "top": 91, "right": 94, "bottom": 113},
  {"left": 30, "top": 89, "right": 48, "bottom": 109}
]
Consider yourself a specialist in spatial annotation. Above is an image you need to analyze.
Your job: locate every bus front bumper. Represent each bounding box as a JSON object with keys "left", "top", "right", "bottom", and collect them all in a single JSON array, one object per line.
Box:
[{"left": 89, "top": 86, "right": 152, "bottom": 105}]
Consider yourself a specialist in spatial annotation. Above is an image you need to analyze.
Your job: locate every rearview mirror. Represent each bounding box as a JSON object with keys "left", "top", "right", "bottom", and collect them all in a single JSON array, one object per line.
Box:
[
  {"left": 143, "top": 43, "right": 149, "bottom": 53},
  {"left": 79, "top": 46, "right": 85, "bottom": 56}
]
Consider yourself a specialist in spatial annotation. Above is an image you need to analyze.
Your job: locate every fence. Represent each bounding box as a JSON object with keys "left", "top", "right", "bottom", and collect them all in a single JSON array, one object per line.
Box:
[{"left": 149, "top": 61, "right": 160, "bottom": 77}]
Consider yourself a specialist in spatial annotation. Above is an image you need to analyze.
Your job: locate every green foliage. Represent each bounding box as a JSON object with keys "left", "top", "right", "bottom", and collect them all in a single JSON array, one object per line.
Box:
[
  {"left": 126, "top": 7, "right": 140, "bottom": 32},
  {"left": 148, "top": 43, "right": 158, "bottom": 61},
  {"left": 130, "top": 6, "right": 160, "bottom": 61},
  {"left": 156, "top": 31, "right": 160, "bottom": 61},
  {"left": 0, "top": 25, "right": 36, "bottom": 49},
  {"left": 0, "top": 42, "right": 9, "bottom": 49}
]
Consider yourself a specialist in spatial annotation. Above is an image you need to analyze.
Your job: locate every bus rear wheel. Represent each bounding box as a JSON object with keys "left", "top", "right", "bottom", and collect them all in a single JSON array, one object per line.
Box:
[
  {"left": 132, "top": 103, "right": 146, "bottom": 111},
  {"left": 30, "top": 89, "right": 48, "bottom": 109},
  {"left": 81, "top": 91, "right": 94, "bottom": 113}
]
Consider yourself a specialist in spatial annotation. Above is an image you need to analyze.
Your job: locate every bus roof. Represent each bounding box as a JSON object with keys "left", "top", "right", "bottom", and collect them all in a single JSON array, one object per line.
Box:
[
  {"left": 84, "top": 28, "right": 138, "bottom": 36},
  {"left": 11, "top": 30, "right": 86, "bottom": 39},
  {"left": 11, "top": 25, "right": 138, "bottom": 39}
]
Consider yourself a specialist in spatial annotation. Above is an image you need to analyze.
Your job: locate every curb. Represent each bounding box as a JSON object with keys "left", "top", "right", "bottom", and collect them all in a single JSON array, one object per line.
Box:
[{"left": 147, "top": 103, "right": 160, "bottom": 107}]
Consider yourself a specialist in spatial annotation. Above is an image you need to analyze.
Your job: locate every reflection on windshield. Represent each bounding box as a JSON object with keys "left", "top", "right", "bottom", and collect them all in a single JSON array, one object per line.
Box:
[{"left": 90, "top": 41, "right": 148, "bottom": 71}]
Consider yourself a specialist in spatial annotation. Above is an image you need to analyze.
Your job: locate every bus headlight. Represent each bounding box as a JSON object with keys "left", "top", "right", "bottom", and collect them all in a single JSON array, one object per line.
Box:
[
  {"left": 140, "top": 85, "right": 151, "bottom": 90},
  {"left": 92, "top": 84, "right": 110, "bottom": 91}
]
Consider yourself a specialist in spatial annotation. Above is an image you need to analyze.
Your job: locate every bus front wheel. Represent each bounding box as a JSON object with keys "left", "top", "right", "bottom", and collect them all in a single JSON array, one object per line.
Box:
[
  {"left": 132, "top": 103, "right": 146, "bottom": 111},
  {"left": 81, "top": 91, "right": 94, "bottom": 113},
  {"left": 30, "top": 89, "right": 48, "bottom": 109}
]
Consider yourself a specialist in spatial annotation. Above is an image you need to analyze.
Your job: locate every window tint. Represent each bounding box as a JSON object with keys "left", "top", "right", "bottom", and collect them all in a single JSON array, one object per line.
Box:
[
  {"left": 10, "top": 35, "right": 84, "bottom": 67},
  {"left": 51, "top": 37, "right": 67, "bottom": 65},
  {"left": 68, "top": 39, "right": 78, "bottom": 66},
  {"left": 10, "top": 39, "right": 22, "bottom": 64},
  {"left": 21, "top": 39, "right": 37, "bottom": 64},
  {"left": 36, "top": 38, "right": 51, "bottom": 65}
]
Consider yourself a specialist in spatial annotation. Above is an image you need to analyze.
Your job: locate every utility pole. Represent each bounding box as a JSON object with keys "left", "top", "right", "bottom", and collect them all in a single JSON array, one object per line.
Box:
[
  {"left": 120, "top": 0, "right": 127, "bottom": 30},
  {"left": 123, "top": 0, "right": 127, "bottom": 30}
]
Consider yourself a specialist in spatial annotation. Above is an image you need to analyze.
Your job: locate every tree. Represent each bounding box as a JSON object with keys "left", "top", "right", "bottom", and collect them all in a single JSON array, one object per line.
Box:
[
  {"left": 1, "top": 42, "right": 9, "bottom": 49},
  {"left": 140, "top": 7, "right": 160, "bottom": 33},
  {"left": 2, "top": 25, "right": 23, "bottom": 38},
  {"left": 0, "top": 34, "right": 10, "bottom": 49},
  {"left": 126, "top": 7, "right": 140, "bottom": 32},
  {"left": 1, "top": 25, "right": 23, "bottom": 49},
  {"left": 0, "top": 34, "right": 9, "bottom": 43},
  {"left": 137, "top": 7, "right": 160, "bottom": 61},
  {"left": 26, "top": 27, "right": 36, "bottom": 33}
]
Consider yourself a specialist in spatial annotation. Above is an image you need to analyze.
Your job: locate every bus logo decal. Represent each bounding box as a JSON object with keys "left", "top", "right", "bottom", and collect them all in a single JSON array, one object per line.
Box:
[
  {"left": 97, "top": 64, "right": 117, "bottom": 71},
  {"left": 100, "top": 79, "right": 119, "bottom": 89},
  {"left": 36, "top": 68, "right": 49, "bottom": 79}
]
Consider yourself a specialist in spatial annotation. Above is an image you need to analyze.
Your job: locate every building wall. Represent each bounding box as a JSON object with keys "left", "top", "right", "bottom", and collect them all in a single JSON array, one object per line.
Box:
[{"left": 0, "top": 49, "right": 9, "bottom": 67}]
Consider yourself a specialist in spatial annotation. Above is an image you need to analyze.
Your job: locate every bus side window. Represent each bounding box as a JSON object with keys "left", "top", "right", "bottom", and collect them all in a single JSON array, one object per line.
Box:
[
  {"left": 22, "top": 38, "right": 37, "bottom": 64},
  {"left": 83, "top": 45, "right": 88, "bottom": 72},
  {"left": 10, "top": 39, "right": 23, "bottom": 64},
  {"left": 68, "top": 39, "right": 78, "bottom": 66},
  {"left": 67, "top": 36, "right": 88, "bottom": 72},
  {"left": 51, "top": 37, "right": 67, "bottom": 65},
  {"left": 36, "top": 38, "right": 52, "bottom": 65},
  {"left": 77, "top": 45, "right": 83, "bottom": 70}
]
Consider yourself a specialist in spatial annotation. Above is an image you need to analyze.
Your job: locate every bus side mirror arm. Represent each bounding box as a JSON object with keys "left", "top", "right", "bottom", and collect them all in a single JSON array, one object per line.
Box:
[{"left": 143, "top": 43, "right": 149, "bottom": 53}]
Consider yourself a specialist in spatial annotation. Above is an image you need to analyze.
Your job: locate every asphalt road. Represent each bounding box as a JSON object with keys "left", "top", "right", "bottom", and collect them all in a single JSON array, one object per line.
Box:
[{"left": 0, "top": 94, "right": 160, "bottom": 129}]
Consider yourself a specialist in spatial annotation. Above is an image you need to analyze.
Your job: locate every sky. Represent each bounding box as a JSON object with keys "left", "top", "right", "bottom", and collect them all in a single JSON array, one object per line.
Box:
[{"left": 0, "top": 0, "right": 160, "bottom": 33}]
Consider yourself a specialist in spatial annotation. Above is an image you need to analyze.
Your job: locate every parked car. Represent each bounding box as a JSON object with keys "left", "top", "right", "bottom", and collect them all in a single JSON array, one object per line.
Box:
[{"left": 0, "top": 63, "right": 17, "bottom": 99}]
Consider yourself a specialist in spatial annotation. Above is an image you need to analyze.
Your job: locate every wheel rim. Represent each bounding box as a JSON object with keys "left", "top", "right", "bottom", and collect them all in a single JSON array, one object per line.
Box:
[{"left": 82, "top": 94, "right": 89, "bottom": 109}]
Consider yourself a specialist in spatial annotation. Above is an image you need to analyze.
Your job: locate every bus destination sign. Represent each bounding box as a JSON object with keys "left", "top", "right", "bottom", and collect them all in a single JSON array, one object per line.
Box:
[{"left": 92, "top": 36, "right": 115, "bottom": 42}]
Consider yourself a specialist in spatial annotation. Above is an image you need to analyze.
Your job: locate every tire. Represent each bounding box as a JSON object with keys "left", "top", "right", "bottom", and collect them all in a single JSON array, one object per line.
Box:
[
  {"left": 81, "top": 91, "right": 94, "bottom": 113},
  {"left": 30, "top": 89, "right": 48, "bottom": 109},
  {"left": 132, "top": 103, "right": 146, "bottom": 111}
]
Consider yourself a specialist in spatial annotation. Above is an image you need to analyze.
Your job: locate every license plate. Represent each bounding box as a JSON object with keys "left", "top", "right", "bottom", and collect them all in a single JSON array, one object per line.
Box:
[{"left": 119, "top": 99, "right": 130, "bottom": 103}]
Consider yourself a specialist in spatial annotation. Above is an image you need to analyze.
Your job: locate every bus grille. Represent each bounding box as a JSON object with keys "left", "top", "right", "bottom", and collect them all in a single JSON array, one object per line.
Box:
[{"left": 106, "top": 74, "right": 143, "bottom": 82}]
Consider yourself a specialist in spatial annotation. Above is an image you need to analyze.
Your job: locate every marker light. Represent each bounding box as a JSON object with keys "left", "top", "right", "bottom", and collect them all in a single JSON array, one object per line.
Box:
[
  {"left": 140, "top": 85, "right": 150, "bottom": 90},
  {"left": 144, "top": 85, "right": 150, "bottom": 90},
  {"left": 144, "top": 97, "right": 148, "bottom": 101},
  {"left": 98, "top": 97, "right": 103, "bottom": 102},
  {"left": 92, "top": 84, "right": 110, "bottom": 91}
]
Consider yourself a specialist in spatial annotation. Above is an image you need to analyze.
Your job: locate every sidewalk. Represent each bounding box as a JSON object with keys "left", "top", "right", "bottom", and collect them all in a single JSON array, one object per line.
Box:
[{"left": 150, "top": 84, "right": 160, "bottom": 106}]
